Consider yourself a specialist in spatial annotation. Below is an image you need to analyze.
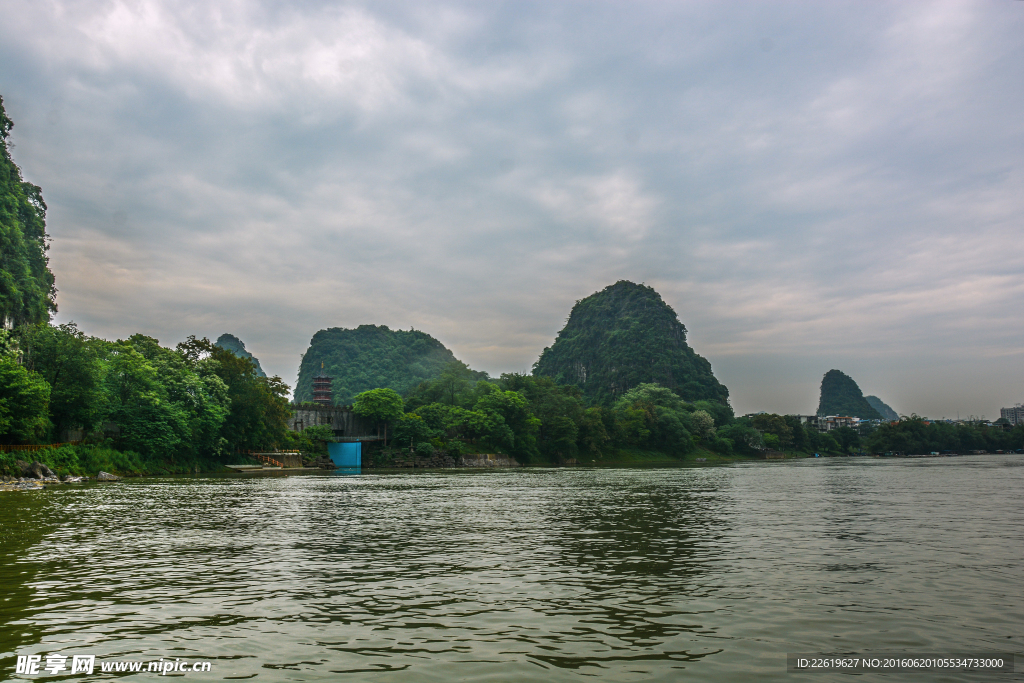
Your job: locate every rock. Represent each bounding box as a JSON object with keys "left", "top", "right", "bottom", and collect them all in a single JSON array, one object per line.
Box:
[
  {"left": 96, "top": 471, "right": 121, "bottom": 481},
  {"left": 18, "top": 460, "right": 55, "bottom": 479},
  {"left": 309, "top": 455, "right": 335, "bottom": 469}
]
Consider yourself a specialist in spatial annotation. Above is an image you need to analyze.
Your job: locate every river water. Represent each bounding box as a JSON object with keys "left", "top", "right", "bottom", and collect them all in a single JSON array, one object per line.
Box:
[{"left": 2, "top": 455, "right": 1021, "bottom": 682}]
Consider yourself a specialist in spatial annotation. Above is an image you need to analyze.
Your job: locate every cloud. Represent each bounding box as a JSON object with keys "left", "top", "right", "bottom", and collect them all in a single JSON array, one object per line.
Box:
[{"left": 1, "top": 0, "right": 1022, "bottom": 418}]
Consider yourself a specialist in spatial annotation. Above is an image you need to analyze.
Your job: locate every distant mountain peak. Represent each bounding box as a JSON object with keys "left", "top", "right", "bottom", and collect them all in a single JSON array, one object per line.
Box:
[
  {"left": 294, "top": 325, "right": 480, "bottom": 405},
  {"left": 533, "top": 280, "right": 729, "bottom": 405},
  {"left": 215, "top": 333, "right": 267, "bottom": 377},
  {"left": 817, "top": 369, "right": 881, "bottom": 419}
]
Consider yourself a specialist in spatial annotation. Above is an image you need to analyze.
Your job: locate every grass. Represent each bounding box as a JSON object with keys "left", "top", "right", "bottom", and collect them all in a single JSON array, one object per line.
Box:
[{"left": 0, "top": 444, "right": 254, "bottom": 478}]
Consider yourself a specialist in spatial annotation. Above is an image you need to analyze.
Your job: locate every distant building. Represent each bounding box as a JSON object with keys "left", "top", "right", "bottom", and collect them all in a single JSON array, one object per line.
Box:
[
  {"left": 792, "top": 415, "right": 820, "bottom": 431},
  {"left": 1000, "top": 404, "right": 1024, "bottom": 426}
]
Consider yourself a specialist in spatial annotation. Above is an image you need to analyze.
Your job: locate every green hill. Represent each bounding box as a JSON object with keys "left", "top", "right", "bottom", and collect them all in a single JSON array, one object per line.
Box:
[
  {"left": 1, "top": 96, "right": 55, "bottom": 326},
  {"left": 214, "top": 333, "right": 266, "bottom": 377},
  {"left": 865, "top": 395, "right": 898, "bottom": 421},
  {"left": 532, "top": 281, "right": 729, "bottom": 406},
  {"left": 817, "top": 370, "right": 882, "bottom": 419},
  {"left": 295, "top": 325, "right": 470, "bottom": 405}
]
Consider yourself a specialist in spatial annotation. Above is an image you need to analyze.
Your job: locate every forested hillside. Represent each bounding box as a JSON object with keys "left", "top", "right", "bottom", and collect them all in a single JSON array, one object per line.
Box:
[
  {"left": 0, "top": 96, "right": 55, "bottom": 327},
  {"left": 817, "top": 370, "right": 882, "bottom": 419},
  {"left": 533, "top": 281, "right": 729, "bottom": 405},
  {"left": 215, "top": 333, "right": 266, "bottom": 377},
  {"left": 295, "top": 325, "right": 479, "bottom": 405}
]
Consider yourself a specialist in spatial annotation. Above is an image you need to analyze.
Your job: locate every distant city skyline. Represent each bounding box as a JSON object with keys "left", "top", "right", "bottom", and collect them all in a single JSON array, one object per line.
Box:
[{"left": 1, "top": 0, "right": 1021, "bottom": 417}]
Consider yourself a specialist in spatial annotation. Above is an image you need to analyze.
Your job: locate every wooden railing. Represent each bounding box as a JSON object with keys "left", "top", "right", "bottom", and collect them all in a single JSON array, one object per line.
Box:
[
  {"left": 253, "top": 453, "right": 283, "bottom": 467},
  {"left": 238, "top": 450, "right": 302, "bottom": 468}
]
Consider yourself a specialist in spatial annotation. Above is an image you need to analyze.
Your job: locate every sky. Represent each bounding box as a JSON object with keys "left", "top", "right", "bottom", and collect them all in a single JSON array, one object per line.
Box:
[{"left": 1, "top": 0, "right": 1022, "bottom": 418}]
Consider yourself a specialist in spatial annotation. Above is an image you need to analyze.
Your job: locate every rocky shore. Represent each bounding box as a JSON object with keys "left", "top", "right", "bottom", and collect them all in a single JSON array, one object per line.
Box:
[{"left": 0, "top": 459, "right": 95, "bottom": 492}]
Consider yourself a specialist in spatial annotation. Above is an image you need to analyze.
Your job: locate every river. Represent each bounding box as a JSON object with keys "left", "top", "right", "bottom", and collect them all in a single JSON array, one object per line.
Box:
[{"left": 2, "top": 455, "right": 1021, "bottom": 681}]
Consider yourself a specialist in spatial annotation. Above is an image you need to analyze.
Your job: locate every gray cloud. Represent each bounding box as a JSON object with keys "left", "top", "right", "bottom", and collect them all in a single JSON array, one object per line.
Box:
[{"left": 1, "top": 0, "right": 1022, "bottom": 418}]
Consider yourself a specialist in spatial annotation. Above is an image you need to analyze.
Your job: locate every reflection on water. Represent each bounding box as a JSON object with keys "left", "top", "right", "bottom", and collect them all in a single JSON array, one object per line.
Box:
[{"left": 1, "top": 457, "right": 1021, "bottom": 682}]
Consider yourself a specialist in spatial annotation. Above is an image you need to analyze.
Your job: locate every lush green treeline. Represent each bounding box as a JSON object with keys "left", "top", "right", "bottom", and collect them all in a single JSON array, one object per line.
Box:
[
  {"left": 358, "top": 362, "right": 761, "bottom": 464},
  {"left": 1, "top": 324, "right": 292, "bottom": 476},
  {"left": 746, "top": 412, "right": 1024, "bottom": 455},
  {"left": 865, "top": 416, "right": 1023, "bottom": 454}
]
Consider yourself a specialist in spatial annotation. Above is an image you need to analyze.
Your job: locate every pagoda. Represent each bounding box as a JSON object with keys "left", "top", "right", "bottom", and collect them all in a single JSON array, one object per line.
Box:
[{"left": 312, "top": 362, "right": 333, "bottom": 405}]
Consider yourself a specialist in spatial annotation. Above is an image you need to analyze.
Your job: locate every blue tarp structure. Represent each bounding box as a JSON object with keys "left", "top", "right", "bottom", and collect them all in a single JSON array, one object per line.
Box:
[{"left": 327, "top": 441, "right": 361, "bottom": 468}]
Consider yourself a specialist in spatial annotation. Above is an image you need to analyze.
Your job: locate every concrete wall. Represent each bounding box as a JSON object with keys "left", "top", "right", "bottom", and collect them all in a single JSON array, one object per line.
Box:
[{"left": 288, "top": 404, "right": 379, "bottom": 438}]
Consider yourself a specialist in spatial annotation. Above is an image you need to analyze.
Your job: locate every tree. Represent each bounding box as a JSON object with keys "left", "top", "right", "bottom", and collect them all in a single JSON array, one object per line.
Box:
[
  {"left": 297, "top": 424, "right": 334, "bottom": 457},
  {"left": 178, "top": 335, "right": 286, "bottom": 454},
  {"left": 751, "top": 414, "right": 794, "bottom": 449},
  {"left": 473, "top": 385, "right": 540, "bottom": 458},
  {"left": 352, "top": 388, "right": 404, "bottom": 445},
  {"left": 612, "top": 383, "right": 695, "bottom": 454},
  {"left": 691, "top": 409, "right": 716, "bottom": 441},
  {"left": 0, "top": 355, "right": 50, "bottom": 443},
  {"left": 17, "top": 322, "right": 104, "bottom": 440},
  {"left": 392, "top": 413, "right": 434, "bottom": 450},
  {"left": 100, "top": 340, "right": 189, "bottom": 458},
  {"left": 831, "top": 426, "right": 861, "bottom": 453}
]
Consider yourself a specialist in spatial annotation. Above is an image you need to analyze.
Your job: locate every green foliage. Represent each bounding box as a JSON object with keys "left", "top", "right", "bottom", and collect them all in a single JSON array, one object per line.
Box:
[
  {"left": 404, "top": 361, "right": 490, "bottom": 410},
  {"left": 751, "top": 414, "right": 793, "bottom": 448},
  {"left": 296, "top": 325, "right": 482, "bottom": 404},
  {"left": 100, "top": 337, "right": 193, "bottom": 459},
  {"left": 865, "top": 416, "right": 1024, "bottom": 455},
  {"left": 353, "top": 387, "right": 404, "bottom": 445},
  {"left": 817, "top": 370, "right": 882, "bottom": 419},
  {"left": 831, "top": 426, "right": 861, "bottom": 453},
  {"left": 533, "top": 281, "right": 729, "bottom": 405},
  {"left": 189, "top": 337, "right": 291, "bottom": 453},
  {"left": 691, "top": 410, "right": 716, "bottom": 441},
  {"left": 214, "top": 333, "right": 267, "bottom": 377},
  {"left": 472, "top": 384, "right": 540, "bottom": 458},
  {"left": 17, "top": 322, "right": 104, "bottom": 440},
  {"left": 295, "top": 424, "right": 334, "bottom": 456},
  {"left": 0, "top": 355, "right": 51, "bottom": 443},
  {"left": 392, "top": 413, "right": 433, "bottom": 448},
  {"left": 717, "top": 422, "right": 762, "bottom": 453},
  {"left": 0, "top": 96, "right": 56, "bottom": 327},
  {"left": 353, "top": 388, "right": 405, "bottom": 423},
  {"left": 612, "top": 383, "right": 695, "bottom": 455}
]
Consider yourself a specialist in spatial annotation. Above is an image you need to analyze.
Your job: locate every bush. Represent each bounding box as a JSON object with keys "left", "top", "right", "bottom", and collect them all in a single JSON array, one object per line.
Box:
[
  {"left": 710, "top": 437, "right": 733, "bottom": 454},
  {"left": 415, "top": 441, "right": 435, "bottom": 456}
]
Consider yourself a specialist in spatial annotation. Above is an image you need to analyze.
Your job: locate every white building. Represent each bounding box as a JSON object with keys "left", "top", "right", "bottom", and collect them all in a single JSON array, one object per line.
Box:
[{"left": 1000, "top": 404, "right": 1024, "bottom": 426}]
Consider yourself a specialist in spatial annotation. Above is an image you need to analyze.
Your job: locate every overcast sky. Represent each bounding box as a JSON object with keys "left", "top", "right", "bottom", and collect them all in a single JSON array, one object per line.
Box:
[{"left": 2, "top": 0, "right": 1022, "bottom": 418}]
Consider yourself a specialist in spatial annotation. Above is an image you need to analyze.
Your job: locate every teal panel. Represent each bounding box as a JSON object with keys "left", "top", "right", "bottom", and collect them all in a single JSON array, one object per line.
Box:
[{"left": 327, "top": 441, "right": 361, "bottom": 468}]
